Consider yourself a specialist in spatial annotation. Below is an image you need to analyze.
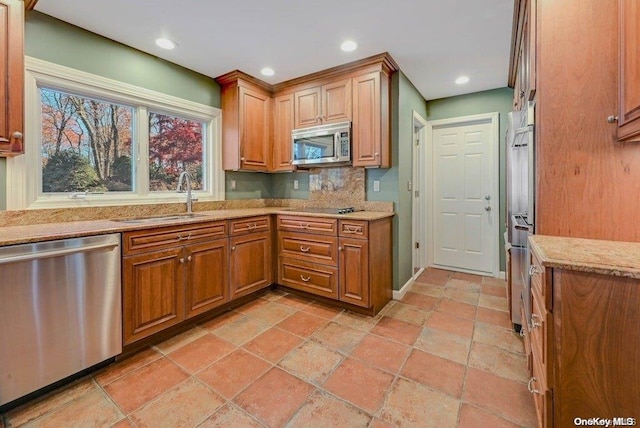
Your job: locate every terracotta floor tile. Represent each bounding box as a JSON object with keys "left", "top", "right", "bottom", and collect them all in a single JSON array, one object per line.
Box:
[
  {"left": 379, "top": 378, "right": 459, "bottom": 427},
  {"left": 414, "top": 327, "right": 471, "bottom": 364},
  {"left": 416, "top": 268, "right": 451, "bottom": 286},
  {"left": 323, "top": 358, "right": 394, "bottom": 413},
  {"left": 458, "top": 403, "right": 520, "bottom": 428},
  {"left": 301, "top": 302, "right": 343, "bottom": 320},
  {"left": 425, "top": 311, "right": 475, "bottom": 338},
  {"left": 278, "top": 340, "right": 343, "bottom": 384},
  {"left": 311, "top": 321, "right": 366, "bottom": 353},
  {"left": 167, "top": 333, "right": 237, "bottom": 373},
  {"left": 243, "top": 327, "right": 303, "bottom": 363},
  {"left": 478, "top": 294, "right": 510, "bottom": 312},
  {"left": 401, "top": 349, "right": 466, "bottom": 398},
  {"left": 370, "top": 317, "right": 422, "bottom": 346},
  {"left": 274, "top": 293, "right": 313, "bottom": 309},
  {"left": 369, "top": 418, "right": 397, "bottom": 428},
  {"left": 103, "top": 358, "right": 188, "bottom": 414},
  {"left": 444, "top": 287, "right": 480, "bottom": 305},
  {"left": 476, "top": 307, "right": 514, "bottom": 330},
  {"left": 349, "top": 334, "right": 411, "bottom": 374},
  {"left": 481, "top": 283, "right": 508, "bottom": 298},
  {"left": 446, "top": 278, "right": 482, "bottom": 292},
  {"left": 234, "top": 367, "right": 314, "bottom": 427},
  {"left": 468, "top": 342, "right": 529, "bottom": 383},
  {"left": 199, "top": 310, "right": 244, "bottom": 331},
  {"left": 129, "top": 378, "right": 224, "bottom": 427},
  {"left": 94, "top": 347, "right": 163, "bottom": 387},
  {"left": 435, "top": 298, "right": 477, "bottom": 320},
  {"left": 211, "top": 313, "right": 270, "bottom": 346},
  {"left": 242, "top": 301, "right": 297, "bottom": 325},
  {"left": 451, "top": 271, "right": 483, "bottom": 283},
  {"left": 234, "top": 297, "right": 271, "bottom": 314},
  {"left": 333, "top": 310, "right": 381, "bottom": 331},
  {"left": 197, "top": 403, "right": 263, "bottom": 428},
  {"left": 276, "top": 311, "right": 328, "bottom": 338},
  {"left": 384, "top": 302, "right": 428, "bottom": 325},
  {"left": 400, "top": 292, "right": 439, "bottom": 310},
  {"left": 410, "top": 283, "right": 445, "bottom": 298},
  {"left": 3, "top": 378, "right": 98, "bottom": 427},
  {"left": 463, "top": 367, "right": 537, "bottom": 427},
  {"left": 10, "top": 390, "right": 122, "bottom": 427},
  {"left": 483, "top": 276, "right": 508, "bottom": 287},
  {"left": 473, "top": 322, "right": 524, "bottom": 355},
  {"left": 111, "top": 417, "right": 135, "bottom": 428},
  {"left": 153, "top": 326, "right": 208, "bottom": 354},
  {"left": 287, "top": 390, "right": 371, "bottom": 427},
  {"left": 197, "top": 348, "right": 271, "bottom": 399}
]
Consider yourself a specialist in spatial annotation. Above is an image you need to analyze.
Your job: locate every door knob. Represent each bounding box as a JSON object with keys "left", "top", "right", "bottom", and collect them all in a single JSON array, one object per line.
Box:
[
  {"left": 485, "top": 206, "right": 492, "bottom": 212},
  {"left": 484, "top": 195, "right": 491, "bottom": 201}
]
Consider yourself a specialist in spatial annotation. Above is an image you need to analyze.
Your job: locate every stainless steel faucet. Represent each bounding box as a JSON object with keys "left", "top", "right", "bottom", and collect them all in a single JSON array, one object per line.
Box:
[{"left": 177, "top": 171, "right": 193, "bottom": 214}]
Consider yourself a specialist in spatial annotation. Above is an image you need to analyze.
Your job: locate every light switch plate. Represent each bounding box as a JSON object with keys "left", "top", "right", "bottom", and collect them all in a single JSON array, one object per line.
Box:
[
  {"left": 373, "top": 180, "right": 380, "bottom": 192},
  {"left": 293, "top": 179, "right": 299, "bottom": 190},
  {"left": 230, "top": 179, "right": 236, "bottom": 190}
]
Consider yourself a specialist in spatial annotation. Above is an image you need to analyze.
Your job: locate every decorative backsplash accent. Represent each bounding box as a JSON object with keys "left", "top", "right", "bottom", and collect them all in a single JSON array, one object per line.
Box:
[{"left": 308, "top": 166, "right": 365, "bottom": 207}]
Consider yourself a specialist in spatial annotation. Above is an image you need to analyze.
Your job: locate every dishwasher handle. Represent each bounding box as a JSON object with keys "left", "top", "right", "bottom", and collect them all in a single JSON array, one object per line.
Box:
[{"left": 0, "top": 241, "right": 119, "bottom": 265}]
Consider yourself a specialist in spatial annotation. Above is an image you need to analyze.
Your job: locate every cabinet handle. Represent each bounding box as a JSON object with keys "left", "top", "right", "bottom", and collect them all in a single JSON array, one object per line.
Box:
[
  {"left": 176, "top": 233, "right": 192, "bottom": 241},
  {"left": 374, "top": 152, "right": 379, "bottom": 158},
  {"left": 531, "top": 313, "right": 542, "bottom": 329},
  {"left": 187, "top": 255, "right": 192, "bottom": 262},
  {"left": 247, "top": 223, "right": 257, "bottom": 231},
  {"left": 179, "top": 257, "right": 185, "bottom": 264},
  {"left": 519, "top": 328, "right": 526, "bottom": 338},
  {"left": 240, "top": 157, "right": 246, "bottom": 162},
  {"left": 300, "top": 222, "right": 309, "bottom": 229},
  {"left": 300, "top": 246, "right": 311, "bottom": 252},
  {"left": 344, "top": 226, "right": 362, "bottom": 233},
  {"left": 12, "top": 131, "right": 23, "bottom": 139},
  {"left": 527, "top": 377, "right": 540, "bottom": 395},
  {"left": 607, "top": 115, "right": 619, "bottom": 123},
  {"left": 529, "top": 265, "right": 539, "bottom": 276},
  {"left": 300, "top": 275, "right": 311, "bottom": 282}
]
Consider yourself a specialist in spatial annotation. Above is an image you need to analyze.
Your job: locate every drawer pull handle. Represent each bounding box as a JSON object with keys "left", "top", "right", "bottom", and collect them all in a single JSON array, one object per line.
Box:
[
  {"left": 531, "top": 313, "right": 542, "bottom": 329},
  {"left": 519, "top": 328, "right": 526, "bottom": 338},
  {"left": 300, "top": 223, "right": 309, "bottom": 229},
  {"left": 247, "top": 223, "right": 257, "bottom": 231},
  {"left": 300, "top": 246, "right": 311, "bottom": 252},
  {"left": 529, "top": 265, "right": 539, "bottom": 276},
  {"left": 300, "top": 275, "right": 311, "bottom": 282},
  {"left": 176, "top": 233, "right": 192, "bottom": 241},
  {"left": 344, "top": 226, "right": 362, "bottom": 233},
  {"left": 527, "top": 377, "right": 540, "bottom": 395}
]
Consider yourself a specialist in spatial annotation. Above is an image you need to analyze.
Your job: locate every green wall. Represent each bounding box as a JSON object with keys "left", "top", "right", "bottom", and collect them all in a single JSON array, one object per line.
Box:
[{"left": 426, "top": 87, "right": 514, "bottom": 271}]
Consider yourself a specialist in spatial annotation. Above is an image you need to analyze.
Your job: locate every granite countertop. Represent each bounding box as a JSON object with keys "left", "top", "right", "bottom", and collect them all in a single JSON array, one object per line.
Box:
[
  {"left": 529, "top": 235, "right": 640, "bottom": 279},
  {"left": 0, "top": 208, "right": 395, "bottom": 246}
]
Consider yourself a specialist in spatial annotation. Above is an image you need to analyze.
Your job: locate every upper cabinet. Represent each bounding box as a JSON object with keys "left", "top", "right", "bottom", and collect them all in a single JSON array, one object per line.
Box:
[
  {"left": 216, "top": 53, "right": 398, "bottom": 172},
  {"left": 617, "top": 0, "right": 640, "bottom": 142},
  {"left": 0, "top": 0, "right": 24, "bottom": 157},
  {"left": 509, "top": 0, "right": 536, "bottom": 112},
  {"left": 293, "top": 79, "right": 351, "bottom": 129}
]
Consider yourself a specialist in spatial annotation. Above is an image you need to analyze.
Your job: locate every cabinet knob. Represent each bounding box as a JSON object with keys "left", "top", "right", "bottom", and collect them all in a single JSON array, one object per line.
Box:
[
  {"left": 187, "top": 255, "right": 192, "bottom": 262},
  {"left": 12, "top": 131, "right": 23, "bottom": 139},
  {"left": 607, "top": 115, "right": 619, "bottom": 123},
  {"left": 374, "top": 152, "right": 379, "bottom": 158},
  {"left": 338, "top": 246, "right": 343, "bottom": 251},
  {"left": 231, "top": 246, "right": 236, "bottom": 251},
  {"left": 179, "top": 257, "right": 185, "bottom": 264}
]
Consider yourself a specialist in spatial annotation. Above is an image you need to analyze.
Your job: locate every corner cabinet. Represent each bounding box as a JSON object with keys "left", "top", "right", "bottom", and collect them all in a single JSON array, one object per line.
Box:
[
  {"left": 617, "top": 0, "right": 640, "bottom": 142},
  {"left": 0, "top": 0, "right": 24, "bottom": 156},
  {"left": 271, "top": 93, "right": 295, "bottom": 171},
  {"left": 216, "top": 71, "right": 271, "bottom": 171}
]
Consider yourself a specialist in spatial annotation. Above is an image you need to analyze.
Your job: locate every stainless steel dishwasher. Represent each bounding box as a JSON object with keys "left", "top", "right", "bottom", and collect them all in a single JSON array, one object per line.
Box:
[{"left": 0, "top": 234, "right": 122, "bottom": 407}]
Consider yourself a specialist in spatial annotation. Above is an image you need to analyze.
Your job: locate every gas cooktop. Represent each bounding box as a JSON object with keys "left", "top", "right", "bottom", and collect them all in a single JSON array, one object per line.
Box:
[{"left": 297, "top": 207, "right": 359, "bottom": 214}]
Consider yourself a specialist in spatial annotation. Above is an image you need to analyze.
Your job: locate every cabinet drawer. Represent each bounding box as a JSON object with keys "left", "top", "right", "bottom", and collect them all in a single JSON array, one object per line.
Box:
[
  {"left": 278, "top": 231, "right": 338, "bottom": 266},
  {"left": 530, "top": 251, "right": 551, "bottom": 310},
  {"left": 278, "top": 257, "right": 338, "bottom": 299},
  {"left": 230, "top": 216, "right": 270, "bottom": 236},
  {"left": 530, "top": 351, "right": 552, "bottom": 428},
  {"left": 278, "top": 215, "right": 337, "bottom": 236},
  {"left": 124, "top": 222, "right": 228, "bottom": 255},
  {"left": 530, "top": 288, "right": 552, "bottom": 387},
  {"left": 521, "top": 300, "right": 532, "bottom": 360},
  {"left": 338, "top": 220, "right": 368, "bottom": 238}
]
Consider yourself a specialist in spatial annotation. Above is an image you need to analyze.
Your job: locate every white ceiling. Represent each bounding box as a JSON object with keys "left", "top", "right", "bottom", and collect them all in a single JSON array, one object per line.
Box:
[{"left": 35, "top": 0, "right": 514, "bottom": 100}]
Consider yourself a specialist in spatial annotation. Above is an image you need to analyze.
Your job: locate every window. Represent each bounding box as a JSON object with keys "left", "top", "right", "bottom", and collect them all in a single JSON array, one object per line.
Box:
[{"left": 7, "top": 57, "right": 223, "bottom": 209}]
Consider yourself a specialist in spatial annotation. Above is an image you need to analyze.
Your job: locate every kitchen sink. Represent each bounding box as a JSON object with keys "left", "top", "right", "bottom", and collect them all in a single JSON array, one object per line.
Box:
[{"left": 114, "top": 213, "right": 207, "bottom": 224}]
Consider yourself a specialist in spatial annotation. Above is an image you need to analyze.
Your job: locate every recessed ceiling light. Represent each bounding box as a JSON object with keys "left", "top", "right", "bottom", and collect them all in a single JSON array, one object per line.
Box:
[
  {"left": 455, "top": 76, "right": 470, "bottom": 85},
  {"left": 155, "top": 38, "right": 176, "bottom": 50},
  {"left": 261, "top": 67, "right": 275, "bottom": 77},
  {"left": 341, "top": 40, "right": 358, "bottom": 52}
]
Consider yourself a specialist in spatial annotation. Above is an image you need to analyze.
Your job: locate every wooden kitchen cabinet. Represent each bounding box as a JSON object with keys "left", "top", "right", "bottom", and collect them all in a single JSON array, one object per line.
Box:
[
  {"left": 216, "top": 71, "right": 271, "bottom": 171},
  {"left": 338, "top": 236, "right": 369, "bottom": 307},
  {"left": 0, "top": 0, "right": 24, "bottom": 156},
  {"left": 509, "top": 0, "right": 536, "bottom": 112},
  {"left": 229, "top": 216, "right": 272, "bottom": 299},
  {"left": 271, "top": 93, "right": 295, "bottom": 171},
  {"left": 293, "top": 78, "right": 351, "bottom": 129},
  {"left": 617, "top": 0, "right": 640, "bottom": 142},
  {"left": 122, "top": 222, "right": 229, "bottom": 345},
  {"left": 527, "top": 236, "right": 640, "bottom": 427}
]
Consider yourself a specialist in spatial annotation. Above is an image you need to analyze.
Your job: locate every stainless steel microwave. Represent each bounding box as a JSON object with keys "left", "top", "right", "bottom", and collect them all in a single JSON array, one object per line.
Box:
[{"left": 292, "top": 121, "right": 351, "bottom": 167}]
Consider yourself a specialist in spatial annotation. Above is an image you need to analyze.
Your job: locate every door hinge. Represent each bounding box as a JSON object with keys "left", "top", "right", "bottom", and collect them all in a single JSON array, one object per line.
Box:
[
  {"left": 415, "top": 242, "right": 420, "bottom": 249},
  {"left": 414, "top": 190, "right": 419, "bottom": 198}
]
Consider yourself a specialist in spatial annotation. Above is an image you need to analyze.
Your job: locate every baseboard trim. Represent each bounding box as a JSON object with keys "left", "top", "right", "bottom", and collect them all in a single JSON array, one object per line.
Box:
[
  {"left": 393, "top": 275, "right": 417, "bottom": 300},
  {"left": 497, "top": 271, "right": 506, "bottom": 280}
]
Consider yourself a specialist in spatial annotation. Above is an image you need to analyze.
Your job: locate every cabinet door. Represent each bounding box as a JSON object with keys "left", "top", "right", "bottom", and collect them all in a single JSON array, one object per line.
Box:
[
  {"left": 322, "top": 79, "right": 351, "bottom": 124},
  {"left": 272, "top": 93, "right": 295, "bottom": 171},
  {"left": 229, "top": 231, "right": 272, "bottom": 299},
  {"left": 185, "top": 239, "right": 229, "bottom": 319},
  {"left": 0, "top": 0, "right": 24, "bottom": 156},
  {"left": 338, "top": 237, "right": 370, "bottom": 307},
  {"left": 618, "top": 0, "right": 640, "bottom": 142},
  {"left": 294, "top": 86, "right": 321, "bottom": 129},
  {"left": 123, "top": 247, "right": 185, "bottom": 345},
  {"left": 239, "top": 86, "right": 270, "bottom": 170},
  {"left": 352, "top": 72, "right": 383, "bottom": 167}
]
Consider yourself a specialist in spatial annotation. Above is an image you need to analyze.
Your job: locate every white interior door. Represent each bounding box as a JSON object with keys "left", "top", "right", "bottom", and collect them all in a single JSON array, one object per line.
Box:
[{"left": 430, "top": 115, "right": 498, "bottom": 274}]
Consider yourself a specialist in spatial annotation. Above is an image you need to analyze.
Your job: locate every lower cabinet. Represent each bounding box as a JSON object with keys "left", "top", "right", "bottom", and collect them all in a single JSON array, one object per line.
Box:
[
  {"left": 185, "top": 239, "right": 229, "bottom": 318},
  {"left": 338, "top": 237, "right": 369, "bottom": 307},
  {"left": 229, "top": 230, "right": 272, "bottom": 299}
]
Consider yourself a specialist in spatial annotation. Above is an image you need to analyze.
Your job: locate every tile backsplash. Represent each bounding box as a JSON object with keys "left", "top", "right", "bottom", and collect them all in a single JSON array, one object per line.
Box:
[{"left": 308, "top": 167, "right": 365, "bottom": 207}]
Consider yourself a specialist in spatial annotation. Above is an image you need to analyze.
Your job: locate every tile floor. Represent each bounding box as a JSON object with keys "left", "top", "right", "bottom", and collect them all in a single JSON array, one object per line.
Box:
[{"left": 0, "top": 268, "right": 537, "bottom": 427}]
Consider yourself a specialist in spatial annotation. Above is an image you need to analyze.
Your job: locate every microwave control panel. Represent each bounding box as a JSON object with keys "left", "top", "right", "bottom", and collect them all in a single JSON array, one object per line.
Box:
[{"left": 340, "top": 132, "right": 350, "bottom": 157}]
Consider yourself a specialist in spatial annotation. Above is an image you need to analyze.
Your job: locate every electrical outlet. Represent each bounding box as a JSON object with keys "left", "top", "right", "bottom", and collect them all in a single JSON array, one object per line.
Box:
[
  {"left": 293, "top": 179, "right": 299, "bottom": 190},
  {"left": 230, "top": 179, "right": 236, "bottom": 190},
  {"left": 373, "top": 180, "right": 380, "bottom": 192}
]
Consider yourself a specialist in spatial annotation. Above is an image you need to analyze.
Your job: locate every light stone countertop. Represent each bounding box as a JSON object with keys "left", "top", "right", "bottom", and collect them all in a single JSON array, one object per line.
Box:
[
  {"left": 529, "top": 235, "right": 640, "bottom": 279},
  {"left": 0, "top": 208, "right": 395, "bottom": 246}
]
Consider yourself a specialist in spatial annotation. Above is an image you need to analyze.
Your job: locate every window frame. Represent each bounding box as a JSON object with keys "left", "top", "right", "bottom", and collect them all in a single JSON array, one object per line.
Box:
[{"left": 7, "top": 57, "right": 224, "bottom": 210}]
